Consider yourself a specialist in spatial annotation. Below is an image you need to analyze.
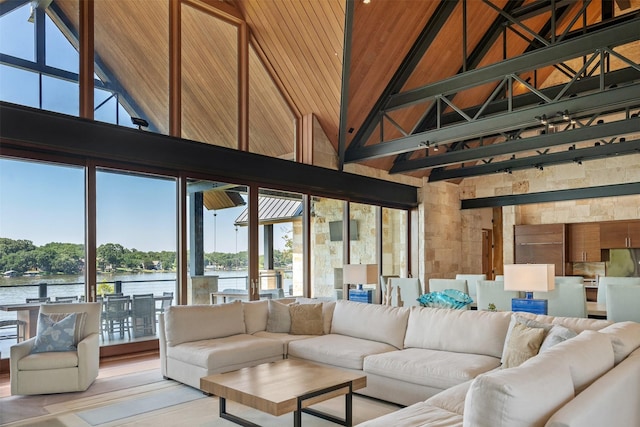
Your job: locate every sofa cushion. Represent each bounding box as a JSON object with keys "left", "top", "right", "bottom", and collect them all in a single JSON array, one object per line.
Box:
[
  {"left": 357, "top": 402, "right": 463, "bottom": 427},
  {"left": 405, "top": 306, "right": 511, "bottom": 358},
  {"left": 18, "top": 351, "right": 79, "bottom": 370},
  {"left": 166, "top": 334, "right": 283, "bottom": 371},
  {"left": 289, "top": 303, "right": 324, "bottom": 335},
  {"left": 165, "top": 303, "right": 246, "bottom": 346},
  {"left": 288, "top": 334, "right": 396, "bottom": 370},
  {"left": 253, "top": 331, "right": 313, "bottom": 355},
  {"left": 502, "top": 322, "right": 546, "bottom": 369},
  {"left": 597, "top": 321, "right": 640, "bottom": 364},
  {"left": 463, "top": 354, "right": 574, "bottom": 427},
  {"left": 363, "top": 348, "right": 501, "bottom": 390},
  {"left": 331, "top": 300, "right": 409, "bottom": 349},
  {"left": 243, "top": 300, "right": 269, "bottom": 334},
  {"left": 266, "top": 300, "right": 293, "bottom": 333},
  {"left": 533, "top": 330, "right": 614, "bottom": 394}
]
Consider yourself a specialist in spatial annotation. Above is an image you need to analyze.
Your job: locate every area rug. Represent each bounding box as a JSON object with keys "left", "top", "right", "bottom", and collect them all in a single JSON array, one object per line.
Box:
[{"left": 0, "top": 369, "right": 400, "bottom": 426}]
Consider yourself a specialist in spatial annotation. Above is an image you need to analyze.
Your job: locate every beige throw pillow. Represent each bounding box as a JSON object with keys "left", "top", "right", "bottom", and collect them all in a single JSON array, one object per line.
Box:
[
  {"left": 266, "top": 300, "right": 293, "bottom": 333},
  {"left": 289, "top": 303, "right": 324, "bottom": 335},
  {"left": 502, "top": 322, "right": 546, "bottom": 369}
]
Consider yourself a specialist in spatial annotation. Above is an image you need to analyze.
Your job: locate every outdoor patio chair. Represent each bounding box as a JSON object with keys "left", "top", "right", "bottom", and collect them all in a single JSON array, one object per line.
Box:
[
  {"left": 54, "top": 295, "right": 79, "bottom": 303},
  {"left": 25, "top": 297, "right": 50, "bottom": 303},
  {"left": 0, "top": 319, "right": 26, "bottom": 342},
  {"left": 101, "top": 296, "right": 131, "bottom": 340},
  {"left": 131, "top": 294, "right": 156, "bottom": 338},
  {"left": 155, "top": 291, "right": 173, "bottom": 316}
]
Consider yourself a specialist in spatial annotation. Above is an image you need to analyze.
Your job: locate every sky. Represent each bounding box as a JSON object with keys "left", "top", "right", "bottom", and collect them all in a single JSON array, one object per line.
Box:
[{"left": 0, "top": 4, "right": 289, "bottom": 254}]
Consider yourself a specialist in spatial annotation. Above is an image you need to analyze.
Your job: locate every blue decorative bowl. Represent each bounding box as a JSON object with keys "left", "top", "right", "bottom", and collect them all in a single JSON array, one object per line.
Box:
[{"left": 417, "top": 289, "right": 473, "bottom": 309}]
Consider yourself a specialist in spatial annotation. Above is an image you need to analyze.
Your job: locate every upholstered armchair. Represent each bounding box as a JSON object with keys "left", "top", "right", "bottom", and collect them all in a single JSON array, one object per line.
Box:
[{"left": 10, "top": 302, "right": 101, "bottom": 395}]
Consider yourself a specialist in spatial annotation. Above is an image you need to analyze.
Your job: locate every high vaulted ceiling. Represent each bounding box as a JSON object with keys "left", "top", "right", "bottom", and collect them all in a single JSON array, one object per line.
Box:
[{"left": 3, "top": 0, "right": 640, "bottom": 183}]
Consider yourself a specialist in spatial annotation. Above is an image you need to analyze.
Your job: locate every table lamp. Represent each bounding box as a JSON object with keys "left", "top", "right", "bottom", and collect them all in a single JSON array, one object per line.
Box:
[
  {"left": 343, "top": 264, "right": 378, "bottom": 302},
  {"left": 503, "top": 264, "right": 555, "bottom": 315}
]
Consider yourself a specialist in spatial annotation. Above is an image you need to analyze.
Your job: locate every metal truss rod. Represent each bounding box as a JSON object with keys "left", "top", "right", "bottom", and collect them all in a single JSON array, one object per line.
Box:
[
  {"left": 346, "top": 83, "right": 640, "bottom": 162},
  {"left": 386, "top": 17, "right": 640, "bottom": 111},
  {"left": 390, "top": 117, "right": 640, "bottom": 173},
  {"left": 429, "top": 138, "right": 640, "bottom": 182}
]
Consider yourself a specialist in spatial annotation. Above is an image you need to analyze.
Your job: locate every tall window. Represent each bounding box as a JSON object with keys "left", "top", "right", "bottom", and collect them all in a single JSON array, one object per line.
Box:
[
  {"left": 186, "top": 178, "right": 248, "bottom": 302},
  {"left": 95, "top": 168, "right": 177, "bottom": 344},
  {"left": 0, "top": 157, "right": 85, "bottom": 356}
]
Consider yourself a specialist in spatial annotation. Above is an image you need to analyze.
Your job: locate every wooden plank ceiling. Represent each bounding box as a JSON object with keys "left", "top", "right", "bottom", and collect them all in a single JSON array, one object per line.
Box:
[{"left": 43, "top": 0, "right": 640, "bottom": 182}]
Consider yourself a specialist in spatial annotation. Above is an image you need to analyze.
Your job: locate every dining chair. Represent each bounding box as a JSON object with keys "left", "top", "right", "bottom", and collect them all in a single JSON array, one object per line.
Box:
[
  {"left": 155, "top": 291, "right": 174, "bottom": 316},
  {"left": 606, "top": 283, "right": 640, "bottom": 322},
  {"left": 476, "top": 280, "right": 519, "bottom": 312},
  {"left": 533, "top": 280, "right": 587, "bottom": 318},
  {"left": 387, "top": 278, "right": 422, "bottom": 307},
  {"left": 597, "top": 276, "right": 640, "bottom": 305},
  {"left": 54, "top": 295, "right": 79, "bottom": 303},
  {"left": 25, "top": 297, "right": 51, "bottom": 303},
  {"left": 0, "top": 319, "right": 26, "bottom": 342},
  {"left": 131, "top": 294, "right": 156, "bottom": 338},
  {"left": 102, "top": 296, "right": 131, "bottom": 340},
  {"left": 455, "top": 274, "right": 486, "bottom": 298}
]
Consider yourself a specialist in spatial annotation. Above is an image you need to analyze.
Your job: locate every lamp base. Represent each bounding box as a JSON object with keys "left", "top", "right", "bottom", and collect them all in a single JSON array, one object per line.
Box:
[{"left": 511, "top": 298, "right": 548, "bottom": 315}]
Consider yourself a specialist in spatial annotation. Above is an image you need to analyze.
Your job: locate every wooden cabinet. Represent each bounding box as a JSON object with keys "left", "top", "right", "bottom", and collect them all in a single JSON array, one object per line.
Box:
[
  {"left": 600, "top": 220, "right": 640, "bottom": 248},
  {"left": 568, "top": 223, "right": 601, "bottom": 262},
  {"left": 514, "top": 224, "right": 565, "bottom": 275}
]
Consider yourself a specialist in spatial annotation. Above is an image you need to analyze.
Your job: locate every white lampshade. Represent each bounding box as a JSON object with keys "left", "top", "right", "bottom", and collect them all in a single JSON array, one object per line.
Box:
[
  {"left": 503, "top": 264, "right": 555, "bottom": 292},
  {"left": 343, "top": 264, "right": 378, "bottom": 285}
]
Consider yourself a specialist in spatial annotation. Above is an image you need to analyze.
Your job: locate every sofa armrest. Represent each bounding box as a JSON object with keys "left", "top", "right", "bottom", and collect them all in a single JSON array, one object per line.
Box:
[{"left": 545, "top": 349, "right": 640, "bottom": 427}]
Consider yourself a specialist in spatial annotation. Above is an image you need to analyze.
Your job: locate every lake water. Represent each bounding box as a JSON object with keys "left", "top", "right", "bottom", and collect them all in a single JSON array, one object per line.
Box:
[{"left": 0, "top": 270, "right": 287, "bottom": 322}]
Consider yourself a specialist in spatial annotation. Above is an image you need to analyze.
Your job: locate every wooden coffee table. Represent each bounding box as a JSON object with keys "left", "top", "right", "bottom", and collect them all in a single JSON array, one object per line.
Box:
[{"left": 200, "top": 359, "right": 367, "bottom": 427}]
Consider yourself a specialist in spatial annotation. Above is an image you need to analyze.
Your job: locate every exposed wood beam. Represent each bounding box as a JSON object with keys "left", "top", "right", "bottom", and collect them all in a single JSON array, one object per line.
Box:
[
  {"left": 429, "top": 138, "right": 640, "bottom": 181},
  {"left": 461, "top": 182, "right": 640, "bottom": 209},
  {"left": 386, "top": 17, "right": 640, "bottom": 111},
  {"left": 391, "top": 117, "right": 640, "bottom": 173},
  {"left": 347, "top": 84, "right": 640, "bottom": 161}
]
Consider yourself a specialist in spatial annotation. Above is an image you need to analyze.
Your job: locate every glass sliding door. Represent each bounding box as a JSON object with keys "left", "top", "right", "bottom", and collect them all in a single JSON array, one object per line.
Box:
[
  {"left": 186, "top": 179, "right": 248, "bottom": 304},
  {"left": 0, "top": 157, "right": 85, "bottom": 356},
  {"left": 95, "top": 168, "right": 177, "bottom": 345},
  {"left": 253, "top": 188, "right": 303, "bottom": 298}
]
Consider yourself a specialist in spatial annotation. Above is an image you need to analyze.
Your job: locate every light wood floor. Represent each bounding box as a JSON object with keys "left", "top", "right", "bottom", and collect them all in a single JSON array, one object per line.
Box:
[{"left": 0, "top": 351, "right": 160, "bottom": 398}]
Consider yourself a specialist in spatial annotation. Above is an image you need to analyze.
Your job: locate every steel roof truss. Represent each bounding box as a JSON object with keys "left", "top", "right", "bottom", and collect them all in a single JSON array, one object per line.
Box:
[
  {"left": 390, "top": 117, "right": 640, "bottom": 173},
  {"left": 428, "top": 137, "right": 640, "bottom": 181}
]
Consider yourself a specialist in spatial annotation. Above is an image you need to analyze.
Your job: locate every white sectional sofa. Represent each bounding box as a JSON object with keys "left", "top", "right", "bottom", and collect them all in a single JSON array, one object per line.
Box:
[{"left": 158, "top": 299, "right": 640, "bottom": 427}]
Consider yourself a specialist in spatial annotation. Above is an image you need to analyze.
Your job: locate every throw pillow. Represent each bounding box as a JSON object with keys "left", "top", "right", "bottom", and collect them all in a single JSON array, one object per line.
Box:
[
  {"left": 289, "top": 303, "right": 324, "bottom": 335},
  {"left": 502, "top": 322, "right": 546, "bottom": 369},
  {"left": 266, "top": 300, "right": 293, "bottom": 333},
  {"left": 44, "top": 312, "right": 88, "bottom": 343},
  {"left": 31, "top": 312, "right": 78, "bottom": 354},
  {"left": 501, "top": 314, "right": 553, "bottom": 364},
  {"left": 539, "top": 324, "right": 577, "bottom": 353}
]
